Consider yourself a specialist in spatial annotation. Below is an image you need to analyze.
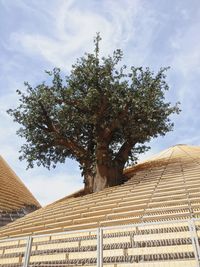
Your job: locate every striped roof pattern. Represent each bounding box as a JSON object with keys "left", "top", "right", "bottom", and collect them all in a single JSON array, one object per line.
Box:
[
  {"left": 0, "top": 155, "right": 40, "bottom": 213},
  {"left": 0, "top": 144, "right": 200, "bottom": 239}
]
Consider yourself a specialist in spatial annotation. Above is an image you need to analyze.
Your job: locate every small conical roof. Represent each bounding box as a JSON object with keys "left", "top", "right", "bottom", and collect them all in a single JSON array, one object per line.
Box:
[
  {"left": 0, "top": 144, "right": 199, "bottom": 238},
  {"left": 0, "top": 155, "right": 40, "bottom": 226}
]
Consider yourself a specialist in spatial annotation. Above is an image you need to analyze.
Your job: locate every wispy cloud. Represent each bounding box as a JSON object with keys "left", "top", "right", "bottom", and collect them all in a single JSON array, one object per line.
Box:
[{"left": 8, "top": 0, "right": 146, "bottom": 69}]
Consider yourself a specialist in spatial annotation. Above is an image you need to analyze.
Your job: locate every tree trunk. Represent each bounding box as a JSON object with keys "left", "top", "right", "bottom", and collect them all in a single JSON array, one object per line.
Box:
[
  {"left": 83, "top": 163, "right": 125, "bottom": 193},
  {"left": 83, "top": 142, "right": 130, "bottom": 194},
  {"left": 83, "top": 172, "right": 94, "bottom": 194}
]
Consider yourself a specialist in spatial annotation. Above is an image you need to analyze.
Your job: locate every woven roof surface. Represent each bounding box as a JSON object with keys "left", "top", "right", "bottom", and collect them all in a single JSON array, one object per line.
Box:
[
  {"left": 0, "top": 155, "right": 40, "bottom": 213},
  {"left": 0, "top": 144, "right": 200, "bottom": 239}
]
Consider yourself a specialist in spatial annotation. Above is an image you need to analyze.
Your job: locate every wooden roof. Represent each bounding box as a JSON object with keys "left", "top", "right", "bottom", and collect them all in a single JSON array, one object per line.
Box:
[
  {"left": 0, "top": 155, "right": 40, "bottom": 225},
  {"left": 0, "top": 144, "right": 200, "bottom": 239}
]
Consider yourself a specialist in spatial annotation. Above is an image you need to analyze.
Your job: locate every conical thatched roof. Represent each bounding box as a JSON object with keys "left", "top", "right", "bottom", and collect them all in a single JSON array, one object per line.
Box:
[
  {"left": 0, "top": 155, "right": 40, "bottom": 227},
  {"left": 0, "top": 144, "right": 199, "bottom": 238}
]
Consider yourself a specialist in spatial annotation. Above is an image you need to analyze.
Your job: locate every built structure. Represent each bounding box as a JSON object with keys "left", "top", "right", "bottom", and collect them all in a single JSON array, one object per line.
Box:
[
  {"left": 0, "top": 155, "right": 40, "bottom": 227},
  {"left": 0, "top": 144, "right": 200, "bottom": 266}
]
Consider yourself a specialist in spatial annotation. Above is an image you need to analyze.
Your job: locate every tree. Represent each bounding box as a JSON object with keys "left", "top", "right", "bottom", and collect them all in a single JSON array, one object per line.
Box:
[{"left": 8, "top": 34, "right": 180, "bottom": 194}]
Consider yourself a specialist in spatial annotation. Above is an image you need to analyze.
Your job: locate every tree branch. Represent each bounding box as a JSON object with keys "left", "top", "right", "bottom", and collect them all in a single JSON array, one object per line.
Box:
[
  {"left": 113, "top": 140, "right": 136, "bottom": 166},
  {"left": 38, "top": 101, "right": 58, "bottom": 133},
  {"left": 102, "top": 104, "right": 129, "bottom": 143},
  {"left": 38, "top": 101, "right": 86, "bottom": 159}
]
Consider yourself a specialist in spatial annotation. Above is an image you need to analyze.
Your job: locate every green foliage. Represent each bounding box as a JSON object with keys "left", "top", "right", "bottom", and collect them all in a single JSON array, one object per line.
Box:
[{"left": 8, "top": 34, "right": 180, "bottom": 177}]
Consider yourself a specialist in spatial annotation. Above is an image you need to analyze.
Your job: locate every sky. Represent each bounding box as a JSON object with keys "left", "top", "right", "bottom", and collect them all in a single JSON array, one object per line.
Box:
[{"left": 0, "top": 0, "right": 200, "bottom": 206}]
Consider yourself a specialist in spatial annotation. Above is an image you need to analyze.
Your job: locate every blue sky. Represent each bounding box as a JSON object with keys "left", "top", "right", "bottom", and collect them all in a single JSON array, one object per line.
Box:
[{"left": 0, "top": 0, "right": 200, "bottom": 206}]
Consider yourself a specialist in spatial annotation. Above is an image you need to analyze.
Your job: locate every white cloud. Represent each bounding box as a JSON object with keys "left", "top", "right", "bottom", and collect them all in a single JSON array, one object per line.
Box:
[
  {"left": 0, "top": 94, "right": 20, "bottom": 159},
  {"left": 26, "top": 172, "right": 82, "bottom": 206},
  {"left": 9, "top": 0, "right": 146, "bottom": 69},
  {"left": 168, "top": 17, "right": 200, "bottom": 139}
]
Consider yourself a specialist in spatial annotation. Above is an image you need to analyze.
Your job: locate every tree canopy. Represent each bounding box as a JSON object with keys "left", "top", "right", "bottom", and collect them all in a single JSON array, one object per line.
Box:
[{"left": 8, "top": 34, "right": 180, "bottom": 194}]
